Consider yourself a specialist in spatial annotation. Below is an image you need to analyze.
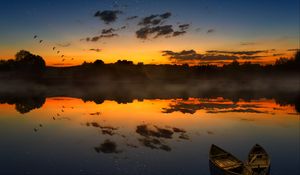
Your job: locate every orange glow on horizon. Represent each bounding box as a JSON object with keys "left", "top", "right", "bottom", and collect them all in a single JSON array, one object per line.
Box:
[
  {"left": 0, "top": 97, "right": 297, "bottom": 118},
  {"left": 1, "top": 36, "right": 298, "bottom": 67}
]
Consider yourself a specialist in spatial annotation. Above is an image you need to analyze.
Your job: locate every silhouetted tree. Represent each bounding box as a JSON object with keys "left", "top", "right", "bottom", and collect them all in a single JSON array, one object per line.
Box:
[
  {"left": 82, "top": 61, "right": 88, "bottom": 65},
  {"left": 15, "top": 50, "right": 45, "bottom": 71},
  {"left": 230, "top": 59, "right": 240, "bottom": 67},
  {"left": 116, "top": 60, "right": 133, "bottom": 65},
  {"left": 275, "top": 57, "right": 289, "bottom": 65},
  {"left": 94, "top": 59, "right": 104, "bottom": 65},
  {"left": 295, "top": 51, "right": 300, "bottom": 65}
]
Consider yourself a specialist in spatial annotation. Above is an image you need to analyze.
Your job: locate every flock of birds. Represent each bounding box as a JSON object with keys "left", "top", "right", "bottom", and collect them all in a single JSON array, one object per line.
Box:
[
  {"left": 33, "top": 105, "right": 73, "bottom": 132},
  {"left": 33, "top": 105, "right": 102, "bottom": 133},
  {"left": 33, "top": 35, "right": 75, "bottom": 62}
]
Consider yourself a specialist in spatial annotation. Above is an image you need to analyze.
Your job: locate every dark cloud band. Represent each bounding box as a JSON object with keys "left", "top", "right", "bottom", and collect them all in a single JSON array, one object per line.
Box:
[
  {"left": 94, "top": 10, "right": 122, "bottom": 24},
  {"left": 162, "top": 49, "right": 268, "bottom": 62}
]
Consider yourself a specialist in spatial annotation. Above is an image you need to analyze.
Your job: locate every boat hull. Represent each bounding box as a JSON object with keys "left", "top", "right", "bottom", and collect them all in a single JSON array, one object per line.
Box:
[
  {"left": 247, "top": 144, "right": 271, "bottom": 175},
  {"left": 209, "top": 160, "right": 248, "bottom": 175}
]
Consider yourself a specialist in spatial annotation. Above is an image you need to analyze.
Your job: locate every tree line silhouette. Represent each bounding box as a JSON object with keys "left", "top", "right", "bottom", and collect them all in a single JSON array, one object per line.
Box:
[{"left": 0, "top": 50, "right": 299, "bottom": 84}]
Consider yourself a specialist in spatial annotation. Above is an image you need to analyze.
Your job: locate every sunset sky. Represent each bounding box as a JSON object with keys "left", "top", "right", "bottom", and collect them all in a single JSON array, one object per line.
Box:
[{"left": 0, "top": 0, "right": 299, "bottom": 66}]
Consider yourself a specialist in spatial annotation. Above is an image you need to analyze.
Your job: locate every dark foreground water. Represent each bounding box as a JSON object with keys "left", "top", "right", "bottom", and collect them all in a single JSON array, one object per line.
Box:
[{"left": 0, "top": 96, "right": 299, "bottom": 175}]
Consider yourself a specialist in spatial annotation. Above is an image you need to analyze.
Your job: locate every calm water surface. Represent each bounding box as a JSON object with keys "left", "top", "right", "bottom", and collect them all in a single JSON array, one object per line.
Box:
[{"left": 0, "top": 97, "right": 299, "bottom": 175}]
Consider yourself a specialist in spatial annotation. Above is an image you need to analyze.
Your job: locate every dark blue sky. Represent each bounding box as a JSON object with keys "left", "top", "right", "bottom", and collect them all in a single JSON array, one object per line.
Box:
[{"left": 0, "top": 0, "right": 299, "bottom": 65}]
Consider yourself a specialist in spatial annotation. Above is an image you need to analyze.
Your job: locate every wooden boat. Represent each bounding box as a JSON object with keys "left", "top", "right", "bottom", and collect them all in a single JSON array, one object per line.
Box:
[
  {"left": 209, "top": 144, "right": 252, "bottom": 175},
  {"left": 246, "top": 144, "right": 270, "bottom": 175}
]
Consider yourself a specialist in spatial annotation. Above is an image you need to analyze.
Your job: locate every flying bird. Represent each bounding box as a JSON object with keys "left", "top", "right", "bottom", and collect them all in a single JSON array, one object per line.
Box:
[
  {"left": 62, "top": 59, "right": 65, "bottom": 62},
  {"left": 61, "top": 55, "right": 64, "bottom": 58},
  {"left": 39, "top": 40, "right": 43, "bottom": 43},
  {"left": 57, "top": 51, "right": 60, "bottom": 54},
  {"left": 33, "top": 35, "right": 38, "bottom": 39},
  {"left": 53, "top": 47, "right": 56, "bottom": 50},
  {"left": 71, "top": 58, "right": 74, "bottom": 60}
]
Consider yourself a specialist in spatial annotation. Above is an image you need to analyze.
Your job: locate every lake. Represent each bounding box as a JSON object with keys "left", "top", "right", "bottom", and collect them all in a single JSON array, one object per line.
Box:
[{"left": 0, "top": 96, "right": 299, "bottom": 175}]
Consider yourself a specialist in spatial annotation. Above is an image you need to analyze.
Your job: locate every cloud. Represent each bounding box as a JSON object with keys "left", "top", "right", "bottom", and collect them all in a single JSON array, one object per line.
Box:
[
  {"left": 153, "top": 25, "right": 174, "bottom": 38},
  {"left": 138, "top": 12, "right": 172, "bottom": 26},
  {"left": 139, "top": 15, "right": 162, "bottom": 26},
  {"left": 240, "top": 42, "right": 256, "bottom": 46},
  {"left": 136, "top": 25, "right": 190, "bottom": 39},
  {"left": 99, "top": 26, "right": 126, "bottom": 39},
  {"left": 178, "top": 24, "right": 190, "bottom": 30},
  {"left": 162, "top": 49, "right": 269, "bottom": 62},
  {"left": 100, "top": 33, "right": 119, "bottom": 38},
  {"left": 201, "top": 55, "right": 239, "bottom": 61},
  {"left": 160, "top": 12, "right": 172, "bottom": 19},
  {"left": 136, "top": 25, "right": 174, "bottom": 39},
  {"left": 136, "top": 12, "right": 189, "bottom": 39},
  {"left": 172, "top": 24, "right": 190, "bottom": 37},
  {"left": 207, "top": 29, "right": 215, "bottom": 33},
  {"left": 272, "top": 53, "right": 285, "bottom": 57},
  {"left": 239, "top": 55, "right": 264, "bottom": 60},
  {"left": 101, "top": 26, "right": 126, "bottom": 34},
  {"left": 120, "top": 25, "right": 126, "bottom": 30},
  {"left": 287, "top": 48, "right": 300, "bottom": 51},
  {"left": 89, "top": 48, "right": 101, "bottom": 52},
  {"left": 206, "top": 50, "right": 269, "bottom": 55},
  {"left": 195, "top": 27, "right": 201, "bottom": 32},
  {"left": 94, "top": 10, "right": 122, "bottom": 24},
  {"left": 101, "top": 28, "right": 116, "bottom": 34},
  {"left": 90, "top": 36, "right": 100, "bottom": 42},
  {"left": 162, "top": 50, "right": 203, "bottom": 61},
  {"left": 56, "top": 43, "right": 71, "bottom": 47},
  {"left": 126, "top": 15, "right": 138, "bottom": 20},
  {"left": 173, "top": 31, "right": 186, "bottom": 37},
  {"left": 84, "top": 33, "right": 118, "bottom": 42}
]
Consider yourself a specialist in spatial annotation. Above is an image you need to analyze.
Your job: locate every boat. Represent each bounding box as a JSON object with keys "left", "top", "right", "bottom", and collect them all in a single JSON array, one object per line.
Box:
[
  {"left": 209, "top": 144, "right": 252, "bottom": 175},
  {"left": 246, "top": 144, "right": 271, "bottom": 175}
]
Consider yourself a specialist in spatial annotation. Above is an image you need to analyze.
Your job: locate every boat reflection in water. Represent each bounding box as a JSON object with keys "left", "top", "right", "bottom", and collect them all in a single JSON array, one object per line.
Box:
[{"left": 209, "top": 144, "right": 270, "bottom": 175}]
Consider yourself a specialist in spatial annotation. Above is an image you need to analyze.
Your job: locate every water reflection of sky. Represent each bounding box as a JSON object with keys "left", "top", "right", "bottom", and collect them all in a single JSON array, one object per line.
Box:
[{"left": 0, "top": 97, "right": 299, "bottom": 175}]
